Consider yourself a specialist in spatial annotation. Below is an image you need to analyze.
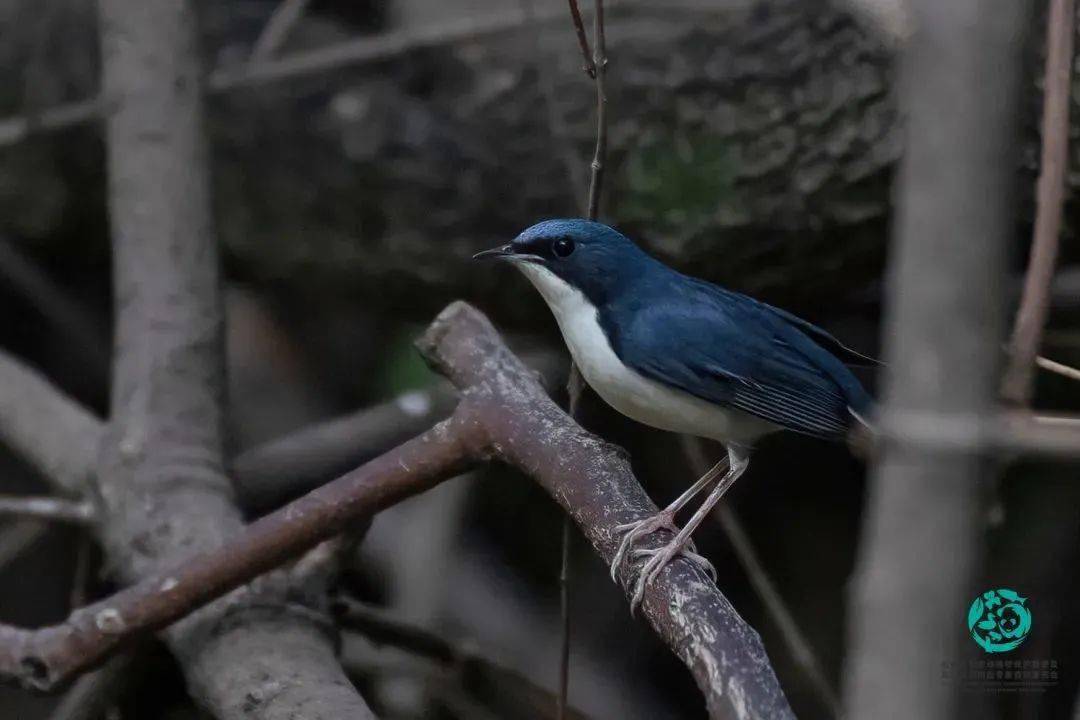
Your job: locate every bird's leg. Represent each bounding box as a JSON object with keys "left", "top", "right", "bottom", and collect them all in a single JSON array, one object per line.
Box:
[
  {"left": 629, "top": 448, "right": 750, "bottom": 613},
  {"left": 609, "top": 456, "right": 729, "bottom": 582}
]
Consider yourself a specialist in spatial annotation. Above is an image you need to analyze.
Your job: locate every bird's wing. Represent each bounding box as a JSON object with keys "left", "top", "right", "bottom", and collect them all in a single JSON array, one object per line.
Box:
[{"left": 605, "top": 286, "right": 857, "bottom": 439}]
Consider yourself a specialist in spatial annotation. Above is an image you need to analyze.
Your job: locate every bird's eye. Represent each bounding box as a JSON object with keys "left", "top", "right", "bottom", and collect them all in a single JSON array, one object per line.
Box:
[{"left": 552, "top": 237, "right": 575, "bottom": 258}]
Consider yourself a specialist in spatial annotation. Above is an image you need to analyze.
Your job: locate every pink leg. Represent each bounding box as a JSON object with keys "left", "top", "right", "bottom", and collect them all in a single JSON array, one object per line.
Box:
[
  {"left": 629, "top": 448, "right": 750, "bottom": 613},
  {"left": 609, "top": 457, "right": 728, "bottom": 581}
]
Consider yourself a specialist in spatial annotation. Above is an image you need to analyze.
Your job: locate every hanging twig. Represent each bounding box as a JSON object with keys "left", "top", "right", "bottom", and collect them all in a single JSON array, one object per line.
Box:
[
  {"left": 564, "top": 1, "right": 597, "bottom": 77},
  {"left": 1001, "top": 0, "right": 1076, "bottom": 405},
  {"left": 558, "top": 1, "right": 609, "bottom": 715}
]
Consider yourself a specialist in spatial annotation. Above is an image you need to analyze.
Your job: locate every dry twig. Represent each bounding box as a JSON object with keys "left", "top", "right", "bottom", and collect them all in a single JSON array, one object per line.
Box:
[{"left": 1001, "top": 0, "right": 1076, "bottom": 405}]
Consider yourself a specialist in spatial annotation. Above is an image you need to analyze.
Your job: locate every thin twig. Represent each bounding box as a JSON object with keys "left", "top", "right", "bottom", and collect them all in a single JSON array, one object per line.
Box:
[
  {"left": 558, "top": 0, "right": 609, "bottom": 712},
  {"left": 680, "top": 436, "right": 842, "bottom": 719},
  {"left": 1036, "top": 355, "right": 1080, "bottom": 383},
  {"left": 586, "top": 0, "right": 608, "bottom": 220},
  {"left": 564, "top": 0, "right": 597, "bottom": 77},
  {"left": 250, "top": 0, "right": 312, "bottom": 61},
  {"left": 0, "top": 520, "right": 48, "bottom": 572},
  {"left": 1001, "top": 0, "right": 1076, "bottom": 405},
  {"left": 0, "top": 496, "right": 95, "bottom": 525}
]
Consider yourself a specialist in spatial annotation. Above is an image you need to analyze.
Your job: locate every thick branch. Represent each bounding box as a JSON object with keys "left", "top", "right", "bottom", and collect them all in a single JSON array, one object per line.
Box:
[
  {"left": 843, "top": 1, "right": 1032, "bottom": 718},
  {"left": 0, "top": 418, "right": 474, "bottom": 690},
  {"left": 417, "top": 303, "right": 794, "bottom": 720},
  {"left": 95, "top": 0, "right": 375, "bottom": 716},
  {"left": 0, "top": 302, "right": 792, "bottom": 719}
]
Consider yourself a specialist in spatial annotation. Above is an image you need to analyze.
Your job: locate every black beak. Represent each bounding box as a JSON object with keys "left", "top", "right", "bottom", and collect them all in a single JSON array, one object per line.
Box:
[{"left": 472, "top": 244, "right": 514, "bottom": 261}]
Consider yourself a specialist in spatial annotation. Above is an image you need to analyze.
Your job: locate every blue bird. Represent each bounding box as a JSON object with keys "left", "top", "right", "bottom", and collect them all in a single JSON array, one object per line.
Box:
[{"left": 474, "top": 219, "right": 875, "bottom": 609}]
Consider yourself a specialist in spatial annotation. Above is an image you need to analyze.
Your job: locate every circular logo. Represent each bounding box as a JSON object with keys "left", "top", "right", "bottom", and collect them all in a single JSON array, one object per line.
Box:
[{"left": 967, "top": 588, "right": 1032, "bottom": 653}]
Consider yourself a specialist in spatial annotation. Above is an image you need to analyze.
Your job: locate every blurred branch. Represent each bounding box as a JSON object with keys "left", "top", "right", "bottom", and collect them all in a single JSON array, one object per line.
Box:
[
  {"left": 94, "top": 0, "right": 375, "bottom": 716},
  {"left": 0, "top": 302, "right": 794, "bottom": 719},
  {"left": 47, "top": 654, "right": 136, "bottom": 720},
  {"left": 336, "top": 593, "right": 591, "bottom": 720},
  {"left": 681, "top": 436, "right": 841, "bottom": 719},
  {"left": 0, "top": 236, "right": 109, "bottom": 383},
  {"left": 1001, "top": 0, "right": 1076, "bottom": 405},
  {"left": 844, "top": 1, "right": 1031, "bottom": 719},
  {"left": 1036, "top": 355, "right": 1080, "bottom": 382},
  {"left": 0, "top": 496, "right": 94, "bottom": 525},
  {"left": 0, "top": 350, "right": 102, "bottom": 494},
  {"left": 250, "top": 0, "right": 311, "bottom": 61},
  {"left": 0, "top": 3, "right": 581, "bottom": 148},
  {"left": 231, "top": 384, "right": 458, "bottom": 513},
  {"left": 0, "top": 520, "right": 48, "bottom": 571},
  {"left": 564, "top": 0, "right": 597, "bottom": 78}
]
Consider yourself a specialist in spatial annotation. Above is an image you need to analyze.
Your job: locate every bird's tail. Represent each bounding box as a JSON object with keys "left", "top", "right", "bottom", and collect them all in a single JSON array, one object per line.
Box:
[{"left": 846, "top": 404, "right": 878, "bottom": 459}]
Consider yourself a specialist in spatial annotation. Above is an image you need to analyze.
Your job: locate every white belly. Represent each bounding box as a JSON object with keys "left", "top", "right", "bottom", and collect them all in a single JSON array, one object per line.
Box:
[{"left": 516, "top": 264, "right": 775, "bottom": 447}]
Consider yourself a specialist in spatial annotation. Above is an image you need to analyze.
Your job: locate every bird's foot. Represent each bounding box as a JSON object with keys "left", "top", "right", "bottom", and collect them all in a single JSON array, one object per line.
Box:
[
  {"left": 609, "top": 511, "right": 693, "bottom": 581},
  {"left": 628, "top": 540, "right": 717, "bottom": 614}
]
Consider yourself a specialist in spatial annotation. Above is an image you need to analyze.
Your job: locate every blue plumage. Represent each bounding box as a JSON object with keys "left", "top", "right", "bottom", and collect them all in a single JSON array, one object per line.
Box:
[
  {"left": 474, "top": 218, "right": 876, "bottom": 606},
  {"left": 505, "top": 218, "right": 876, "bottom": 440}
]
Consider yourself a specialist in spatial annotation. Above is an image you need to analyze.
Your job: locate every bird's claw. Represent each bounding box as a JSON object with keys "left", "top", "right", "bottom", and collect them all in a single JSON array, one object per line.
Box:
[
  {"left": 609, "top": 511, "right": 688, "bottom": 581},
  {"left": 610, "top": 513, "right": 717, "bottom": 615},
  {"left": 628, "top": 541, "right": 717, "bottom": 613}
]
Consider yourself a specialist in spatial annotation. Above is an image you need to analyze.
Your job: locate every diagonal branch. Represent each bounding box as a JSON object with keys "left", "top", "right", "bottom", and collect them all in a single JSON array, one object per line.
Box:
[
  {"left": 0, "top": 302, "right": 793, "bottom": 720},
  {"left": 0, "top": 351, "right": 102, "bottom": 495}
]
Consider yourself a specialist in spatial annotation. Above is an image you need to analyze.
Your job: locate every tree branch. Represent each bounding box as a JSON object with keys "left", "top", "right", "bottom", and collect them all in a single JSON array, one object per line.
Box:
[
  {"left": 94, "top": 0, "right": 375, "bottom": 716},
  {"left": 0, "top": 302, "right": 793, "bottom": 719},
  {"left": 1001, "top": 0, "right": 1076, "bottom": 405},
  {"left": 0, "top": 351, "right": 102, "bottom": 495},
  {"left": 843, "top": 0, "right": 1033, "bottom": 717},
  {"left": 0, "top": 496, "right": 94, "bottom": 525}
]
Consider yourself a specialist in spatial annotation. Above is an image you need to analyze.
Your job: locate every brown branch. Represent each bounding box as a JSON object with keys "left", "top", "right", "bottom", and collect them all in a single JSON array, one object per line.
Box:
[
  {"left": 1001, "top": 0, "right": 1076, "bottom": 405},
  {"left": 564, "top": 0, "right": 597, "bottom": 77},
  {"left": 420, "top": 303, "right": 793, "bottom": 720},
  {"left": 0, "top": 417, "right": 474, "bottom": 690},
  {"left": 586, "top": 0, "right": 608, "bottom": 220},
  {"left": 0, "top": 496, "right": 95, "bottom": 525},
  {"left": 0, "top": 303, "right": 793, "bottom": 719}
]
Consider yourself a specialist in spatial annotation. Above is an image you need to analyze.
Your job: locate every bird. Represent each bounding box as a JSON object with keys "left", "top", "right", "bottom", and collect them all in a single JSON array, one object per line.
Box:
[{"left": 474, "top": 219, "right": 876, "bottom": 610}]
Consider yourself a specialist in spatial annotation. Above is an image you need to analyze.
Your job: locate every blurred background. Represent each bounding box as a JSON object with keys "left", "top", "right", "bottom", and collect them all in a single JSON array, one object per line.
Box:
[{"left": 0, "top": 0, "right": 1077, "bottom": 718}]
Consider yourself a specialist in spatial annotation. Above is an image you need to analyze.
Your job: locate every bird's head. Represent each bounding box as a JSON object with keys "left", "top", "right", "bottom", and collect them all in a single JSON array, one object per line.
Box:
[{"left": 473, "top": 219, "right": 650, "bottom": 307}]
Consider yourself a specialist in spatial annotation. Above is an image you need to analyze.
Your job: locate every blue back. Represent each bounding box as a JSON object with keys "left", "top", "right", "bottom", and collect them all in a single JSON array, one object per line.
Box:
[{"left": 515, "top": 220, "right": 875, "bottom": 439}]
